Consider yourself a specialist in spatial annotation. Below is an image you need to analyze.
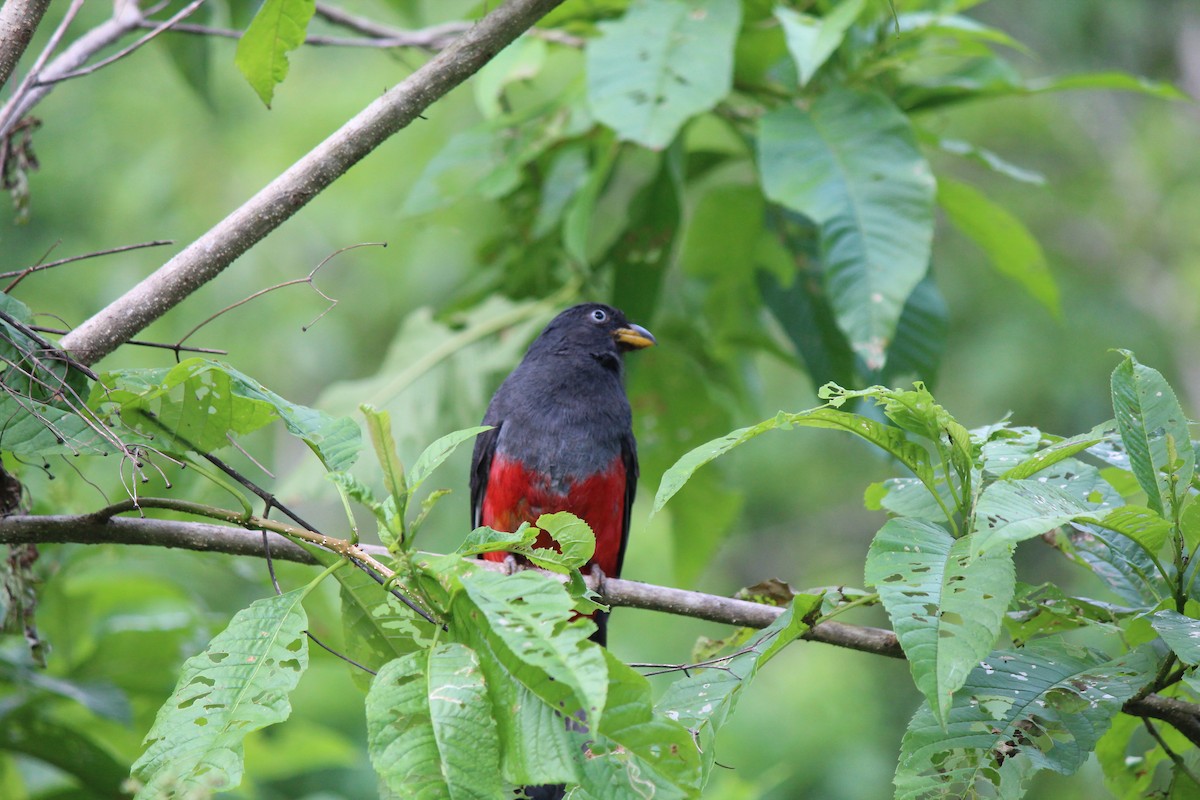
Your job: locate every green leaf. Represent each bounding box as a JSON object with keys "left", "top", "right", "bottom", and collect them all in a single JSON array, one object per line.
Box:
[
  {"left": 895, "top": 644, "right": 1157, "bottom": 799},
  {"left": 655, "top": 595, "right": 821, "bottom": 781},
  {"left": 401, "top": 126, "right": 531, "bottom": 216},
  {"left": 574, "top": 651, "right": 703, "bottom": 798},
  {"left": 1110, "top": 352, "right": 1194, "bottom": 517},
  {"left": 1027, "top": 71, "right": 1187, "bottom": 101},
  {"left": 233, "top": 0, "right": 315, "bottom": 107},
  {"left": 1093, "top": 505, "right": 1172, "bottom": 558},
  {"left": 1150, "top": 610, "right": 1200, "bottom": 665},
  {"left": 337, "top": 565, "right": 434, "bottom": 691},
  {"left": 937, "top": 176, "right": 1061, "bottom": 318},
  {"left": 654, "top": 406, "right": 935, "bottom": 515},
  {"left": 933, "top": 137, "right": 1045, "bottom": 185},
  {"left": 879, "top": 273, "right": 948, "bottom": 386},
  {"left": 759, "top": 89, "right": 935, "bottom": 369},
  {"left": 366, "top": 644, "right": 503, "bottom": 799},
  {"left": 587, "top": 0, "right": 741, "bottom": 149},
  {"left": 456, "top": 569, "right": 607, "bottom": 722},
  {"left": 131, "top": 590, "right": 309, "bottom": 797},
  {"left": 866, "top": 518, "right": 1015, "bottom": 723},
  {"left": 530, "top": 512, "right": 596, "bottom": 572},
  {"left": 1059, "top": 520, "right": 1170, "bottom": 606},
  {"left": 96, "top": 359, "right": 361, "bottom": 472},
  {"left": 775, "top": 0, "right": 865, "bottom": 86},
  {"left": 1002, "top": 426, "right": 1110, "bottom": 480},
  {"left": 157, "top": 0, "right": 213, "bottom": 105},
  {"left": 408, "top": 426, "right": 491, "bottom": 496},
  {"left": 970, "top": 480, "right": 1091, "bottom": 555}
]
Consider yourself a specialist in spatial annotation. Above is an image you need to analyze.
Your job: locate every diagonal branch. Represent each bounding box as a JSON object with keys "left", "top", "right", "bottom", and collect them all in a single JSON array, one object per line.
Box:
[
  {"left": 0, "top": 0, "right": 51, "bottom": 92},
  {"left": 59, "top": 0, "right": 567, "bottom": 366}
]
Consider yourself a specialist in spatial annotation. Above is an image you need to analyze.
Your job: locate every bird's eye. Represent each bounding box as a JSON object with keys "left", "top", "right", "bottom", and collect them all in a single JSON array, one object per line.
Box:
[{"left": 590, "top": 308, "right": 608, "bottom": 323}]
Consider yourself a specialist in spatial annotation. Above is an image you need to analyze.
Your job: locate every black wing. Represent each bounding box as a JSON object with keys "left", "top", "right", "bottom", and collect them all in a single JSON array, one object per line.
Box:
[
  {"left": 614, "top": 429, "right": 638, "bottom": 578},
  {"left": 469, "top": 422, "right": 501, "bottom": 530}
]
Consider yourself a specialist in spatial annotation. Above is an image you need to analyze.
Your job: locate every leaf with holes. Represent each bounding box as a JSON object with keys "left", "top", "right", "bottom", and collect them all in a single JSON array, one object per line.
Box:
[
  {"left": 970, "top": 480, "right": 1091, "bottom": 556},
  {"left": 131, "top": 590, "right": 309, "bottom": 797},
  {"left": 895, "top": 643, "right": 1157, "bottom": 799},
  {"left": 366, "top": 643, "right": 503, "bottom": 799},
  {"left": 95, "top": 359, "right": 360, "bottom": 472},
  {"left": 337, "top": 565, "right": 434, "bottom": 691},
  {"left": 1111, "top": 352, "right": 1194, "bottom": 517},
  {"left": 587, "top": 0, "right": 740, "bottom": 149},
  {"left": 866, "top": 518, "right": 1015, "bottom": 724}
]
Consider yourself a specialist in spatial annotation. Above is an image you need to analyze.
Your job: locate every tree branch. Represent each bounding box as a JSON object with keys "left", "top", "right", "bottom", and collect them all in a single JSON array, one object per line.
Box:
[
  {"left": 58, "top": 0, "right": 567, "bottom": 366},
  {"left": 0, "top": 0, "right": 51, "bottom": 92}
]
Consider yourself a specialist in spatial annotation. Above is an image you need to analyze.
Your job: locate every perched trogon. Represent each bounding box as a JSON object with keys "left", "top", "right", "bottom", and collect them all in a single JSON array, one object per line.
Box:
[{"left": 469, "top": 303, "right": 655, "bottom": 647}]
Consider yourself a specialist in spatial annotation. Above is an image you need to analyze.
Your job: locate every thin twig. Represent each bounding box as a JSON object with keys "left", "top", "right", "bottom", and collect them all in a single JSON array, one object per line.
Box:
[
  {"left": 28, "top": 327, "right": 225, "bottom": 356},
  {"left": 0, "top": 307, "right": 97, "bottom": 380},
  {"left": 34, "top": 0, "right": 204, "bottom": 86},
  {"left": 1143, "top": 718, "right": 1200, "bottom": 787},
  {"left": 0, "top": 239, "right": 173, "bottom": 284},
  {"left": 135, "top": 19, "right": 472, "bottom": 51},
  {"left": 172, "top": 242, "right": 380, "bottom": 353}
]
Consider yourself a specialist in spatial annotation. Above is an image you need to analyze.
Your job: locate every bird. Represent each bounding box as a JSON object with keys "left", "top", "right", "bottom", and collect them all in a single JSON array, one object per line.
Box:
[{"left": 469, "top": 302, "right": 655, "bottom": 648}]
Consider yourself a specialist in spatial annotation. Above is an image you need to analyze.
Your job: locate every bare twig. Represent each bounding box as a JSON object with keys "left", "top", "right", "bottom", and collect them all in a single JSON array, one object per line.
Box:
[
  {"left": 136, "top": 19, "right": 473, "bottom": 51},
  {"left": 28, "top": 327, "right": 225, "bottom": 356},
  {"left": 59, "top": 0, "right": 569, "bottom": 366},
  {"left": 0, "top": 0, "right": 52, "bottom": 92},
  {"left": 172, "top": 242, "right": 381, "bottom": 353},
  {"left": 36, "top": 0, "right": 204, "bottom": 85},
  {"left": 1, "top": 239, "right": 174, "bottom": 287}
]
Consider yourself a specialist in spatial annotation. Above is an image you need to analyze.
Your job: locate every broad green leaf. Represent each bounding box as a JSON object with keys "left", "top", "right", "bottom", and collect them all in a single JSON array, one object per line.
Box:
[
  {"left": 365, "top": 644, "right": 502, "bottom": 799},
  {"left": 450, "top": 572, "right": 597, "bottom": 785},
  {"left": 457, "top": 524, "right": 539, "bottom": 557},
  {"left": 233, "top": 0, "right": 315, "bottom": 107},
  {"left": 1060, "top": 521, "right": 1170, "bottom": 607},
  {"left": 655, "top": 595, "right": 821, "bottom": 780},
  {"left": 574, "top": 652, "right": 702, "bottom": 799},
  {"left": 473, "top": 36, "right": 548, "bottom": 119},
  {"left": 456, "top": 569, "right": 607, "bottom": 722},
  {"left": 408, "top": 426, "right": 491, "bottom": 496},
  {"left": 1093, "top": 505, "right": 1171, "bottom": 559},
  {"left": 1150, "top": 610, "right": 1200, "bottom": 665},
  {"left": 759, "top": 89, "right": 934, "bottom": 369},
  {"left": 337, "top": 565, "right": 434, "bottom": 691},
  {"left": 895, "top": 644, "right": 1157, "bottom": 799},
  {"left": 654, "top": 406, "right": 934, "bottom": 515},
  {"left": 938, "top": 176, "right": 1060, "bottom": 317},
  {"left": 401, "top": 126, "right": 534, "bottom": 216},
  {"left": 775, "top": 0, "right": 865, "bottom": 86},
  {"left": 978, "top": 425, "right": 1041, "bottom": 476},
  {"left": 131, "top": 590, "right": 309, "bottom": 797},
  {"left": 869, "top": 477, "right": 951, "bottom": 522},
  {"left": 96, "top": 359, "right": 361, "bottom": 471},
  {"left": 894, "top": 12, "right": 1029, "bottom": 53},
  {"left": 1002, "top": 425, "right": 1110, "bottom": 480},
  {"left": 970, "top": 480, "right": 1091, "bottom": 555},
  {"left": 1111, "top": 352, "right": 1193, "bottom": 517},
  {"left": 587, "top": 0, "right": 741, "bottom": 149},
  {"left": 1004, "top": 583, "right": 1131, "bottom": 646},
  {"left": 866, "top": 518, "right": 1014, "bottom": 723}
]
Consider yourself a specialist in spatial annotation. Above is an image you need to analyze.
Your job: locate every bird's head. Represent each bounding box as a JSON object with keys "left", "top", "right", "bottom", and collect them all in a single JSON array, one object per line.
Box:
[{"left": 532, "top": 303, "right": 656, "bottom": 362}]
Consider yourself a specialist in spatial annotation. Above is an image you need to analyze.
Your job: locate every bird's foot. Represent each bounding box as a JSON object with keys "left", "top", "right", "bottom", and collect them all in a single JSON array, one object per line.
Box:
[
  {"left": 589, "top": 563, "right": 607, "bottom": 594},
  {"left": 503, "top": 553, "right": 519, "bottom": 576}
]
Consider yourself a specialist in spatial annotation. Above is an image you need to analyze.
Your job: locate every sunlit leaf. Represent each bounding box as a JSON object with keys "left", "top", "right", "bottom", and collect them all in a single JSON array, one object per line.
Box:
[
  {"left": 234, "top": 0, "right": 315, "bottom": 107},
  {"left": 971, "top": 480, "right": 1091, "bottom": 555},
  {"left": 1150, "top": 610, "right": 1200, "bottom": 665}
]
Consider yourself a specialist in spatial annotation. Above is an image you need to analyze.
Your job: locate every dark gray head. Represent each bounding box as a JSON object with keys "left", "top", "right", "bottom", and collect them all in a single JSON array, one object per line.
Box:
[{"left": 526, "top": 303, "right": 655, "bottom": 366}]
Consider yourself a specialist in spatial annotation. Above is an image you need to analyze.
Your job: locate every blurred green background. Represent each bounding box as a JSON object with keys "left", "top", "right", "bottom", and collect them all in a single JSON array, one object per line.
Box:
[{"left": 2, "top": 1, "right": 1198, "bottom": 798}]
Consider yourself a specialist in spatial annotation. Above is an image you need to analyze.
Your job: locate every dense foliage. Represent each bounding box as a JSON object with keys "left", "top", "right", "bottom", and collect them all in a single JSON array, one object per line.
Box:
[{"left": 1, "top": 1, "right": 1196, "bottom": 799}]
